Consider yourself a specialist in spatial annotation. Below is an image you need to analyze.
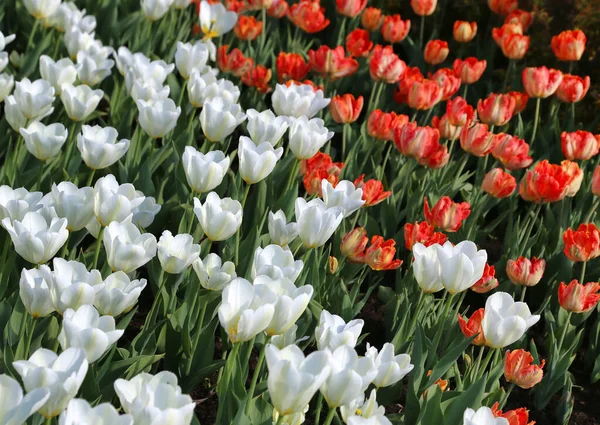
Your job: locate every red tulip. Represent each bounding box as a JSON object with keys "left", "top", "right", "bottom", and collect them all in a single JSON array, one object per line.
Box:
[
  {"left": 381, "top": 14, "right": 411, "bottom": 44},
  {"left": 367, "top": 110, "right": 408, "bottom": 141},
  {"left": 482, "top": 168, "right": 517, "bottom": 198},
  {"left": 561, "top": 130, "right": 599, "bottom": 160},
  {"left": 504, "top": 349, "right": 545, "bottom": 389},
  {"left": 336, "top": 0, "right": 367, "bottom": 18},
  {"left": 519, "top": 160, "right": 573, "bottom": 203},
  {"left": 504, "top": 9, "right": 533, "bottom": 31},
  {"left": 559, "top": 279, "right": 600, "bottom": 313},
  {"left": 234, "top": 15, "right": 263, "bottom": 40},
  {"left": 424, "top": 40, "right": 449, "bottom": 65},
  {"left": 453, "top": 57, "right": 486, "bottom": 84},
  {"left": 506, "top": 256, "right": 546, "bottom": 287},
  {"left": 487, "top": 0, "right": 518, "bottom": 16},
  {"left": 308, "top": 46, "right": 358, "bottom": 80},
  {"left": 430, "top": 68, "right": 461, "bottom": 100},
  {"left": 287, "top": 0, "right": 330, "bottom": 33},
  {"left": 458, "top": 308, "right": 486, "bottom": 346},
  {"left": 242, "top": 65, "right": 272, "bottom": 93},
  {"left": 407, "top": 79, "right": 442, "bottom": 110},
  {"left": 276, "top": 52, "right": 311, "bottom": 83},
  {"left": 423, "top": 195, "right": 470, "bottom": 232},
  {"left": 364, "top": 236, "right": 403, "bottom": 270},
  {"left": 369, "top": 45, "right": 406, "bottom": 84},
  {"left": 522, "top": 66, "right": 563, "bottom": 98},
  {"left": 471, "top": 264, "right": 499, "bottom": 293},
  {"left": 361, "top": 7, "right": 384, "bottom": 31},
  {"left": 393, "top": 67, "right": 424, "bottom": 104},
  {"left": 330, "top": 94, "right": 364, "bottom": 124},
  {"left": 403, "top": 221, "right": 447, "bottom": 250},
  {"left": 491, "top": 133, "right": 532, "bottom": 170},
  {"left": 345, "top": 29, "right": 373, "bottom": 57},
  {"left": 431, "top": 114, "right": 460, "bottom": 140},
  {"left": 460, "top": 122, "right": 495, "bottom": 157},
  {"left": 507, "top": 91, "right": 529, "bottom": 114},
  {"left": 555, "top": 74, "right": 590, "bottom": 103},
  {"left": 217, "top": 45, "right": 254, "bottom": 77},
  {"left": 267, "top": 0, "right": 288, "bottom": 17},
  {"left": 563, "top": 224, "right": 600, "bottom": 262},
  {"left": 453, "top": 20, "right": 477, "bottom": 42},
  {"left": 477, "top": 93, "right": 516, "bottom": 126},
  {"left": 354, "top": 175, "right": 392, "bottom": 206},
  {"left": 551, "top": 29, "right": 586, "bottom": 61}
]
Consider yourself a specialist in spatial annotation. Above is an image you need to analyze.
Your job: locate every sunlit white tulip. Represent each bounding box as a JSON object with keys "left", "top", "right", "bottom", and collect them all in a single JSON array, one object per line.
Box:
[
  {"left": 13, "top": 78, "right": 55, "bottom": 121},
  {"left": 23, "top": 0, "right": 61, "bottom": 20},
  {"left": 0, "top": 374, "right": 50, "bottom": 425},
  {"left": 481, "top": 292, "right": 540, "bottom": 348},
  {"left": 411, "top": 243, "right": 444, "bottom": 293},
  {"left": 173, "top": 0, "right": 192, "bottom": 8},
  {"left": 239, "top": 136, "right": 283, "bottom": 184},
  {"left": 0, "top": 53, "right": 7, "bottom": 74},
  {"left": 59, "top": 399, "right": 133, "bottom": 425},
  {"left": 104, "top": 215, "right": 157, "bottom": 273},
  {"left": 341, "top": 389, "right": 388, "bottom": 424},
  {"left": 315, "top": 310, "right": 364, "bottom": 351},
  {"left": 266, "top": 344, "right": 331, "bottom": 416},
  {"left": 365, "top": 343, "right": 413, "bottom": 388},
  {"left": 273, "top": 406, "right": 308, "bottom": 425},
  {"left": 49, "top": 2, "right": 86, "bottom": 32},
  {"left": 77, "top": 125, "right": 130, "bottom": 169},
  {"left": 199, "top": 0, "right": 237, "bottom": 39},
  {"left": 141, "top": 0, "right": 175, "bottom": 21},
  {"left": 20, "top": 122, "right": 68, "bottom": 161},
  {"left": 13, "top": 348, "right": 89, "bottom": 418},
  {"left": 271, "top": 83, "right": 330, "bottom": 118},
  {"left": 60, "top": 84, "right": 103, "bottom": 122},
  {"left": 130, "top": 79, "right": 170, "bottom": 103},
  {"left": 157, "top": 230, "right": 200, "bottom": 274},
  {"left": 322, "top": 180, "right": 364, "bottom": 218},
  {"left": 182, "top": 146, "right": 230, "bottom": 193},
  {"left": 288, "top": 116, "right": 334, "bottom": 160},
  {"left": 436, "top": 241, "right": 487, "bottom": 294},
  {"left": 114, "top": 47, "right": 149, "bottom": 77},
  {"left": 4, "top": 96, "right": 27, "bottom": 132},
  {"left": 268, "top": 210, "right": 298, "bottom": 247},
  {"left": 131, "top": 195, "right": 161, "bottom": 228},
  {"left": 76, "top": 50, "right": 115, "bottom": 86},
  {"left": 2, "top": 209, "right": 68, "bottom": 265},
  {"left": 193, "top": 192, "right": 242, "bottom": 241},
  {"left": 41, "top": 182, "right": 93, "bottom": 232},
  {"left": 94, "top": 272, "right": 147, "bottom": 317},
  {"left": 0, "top": 186, "right": 42, "bottom": 223},
  {"left": 246, "top": 109, "right": 289, "bottom": 146},
  {"left": 93, "top": 174, "right": 145, "bottom": 226},
  {"left": 192, "top": 253, "right": 237, "bottom": 291},
  {"left": 64, "top": 28, "right": 98, "bottom": 60},
  {"left": 294, "top": 198, "right": 344, "bottom": 249},
  {"left": 463, "top": 407, "right": 509, "bottom": 425},
  {"left": 136, "top": 98, "right": 181, "bottom": 139},
  {"left": 20, "top": 266, "right": 55, "bottom": 318},
  {"left": 199, "top": 96, "right": 246, "bottom": 142},
  {"left": 271, "top": 324, "right": 307, "bottom": 350},
  {"left": 39, "top": 56, "right": 77, "bottom": 95},
  {"left": 218, "top": 278, "right": 276, "bottom": 343},
  {"left": 0, "top": 73, "right": 15, "bottom": 102},
  {"left": 347, "top": 415, "right": 392, "bottom": 425},
  {"left": 175, "top": 41, "right": 210, "bottom": 79},
  {"left": 187, "top": 69, "right": 238, "bottom": 108},
  {"left": 125, "top": 60, "right": 174, "bottom": 92},
  {"left": 48, "top": 258, "right": 103, "bottom": 314},
  {"left": 252, "top": 244, "right": 303, "bottom": 282}
]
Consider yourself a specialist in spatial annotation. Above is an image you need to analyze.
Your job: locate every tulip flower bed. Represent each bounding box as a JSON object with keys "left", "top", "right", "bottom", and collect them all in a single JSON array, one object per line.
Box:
[{"left": 1, "top": 0, "right": 600, "bottom": 424}]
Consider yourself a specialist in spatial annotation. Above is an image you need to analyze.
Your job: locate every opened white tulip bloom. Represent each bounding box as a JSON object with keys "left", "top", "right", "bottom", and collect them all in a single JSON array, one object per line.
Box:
[
  {"left": 271, "top": 324, "right": 306, "bottom": 350},
  {"left": 157, "top": 230, "right": 201, "bottom": 274},
  {"left": 239, "top": 136, "right": 284, "bottom": 184},
  {"left": 187, "top": 69, "right": 239, "bottom": 108},
  {"left": 0, "top": 73, "right": 15, "bottom": 102},
  {"left": 103, "top": 215, "right": 158, "bottom": 273},
  {"left": 4, "top": 95, "right": 27, "bottom": 132},
  {"left": 39, "top": 56, "right": 77, "bottom": 95},
  {"left": 251, "top": 244, "right": 303, "bottom": 282},
  {"left": 173, "top": 0, "right": 193, "bottom": 9},
  {"left": 272, "top": 406, "right": 308, "bottom": 425},
  {"left": 13, "top": 347, "right": 89, "bottom": 418},
  {"left": 130, "top": 79, "right": 170, "bottom": 103},
  {"left": 0, "top": 186, "right": 42, "bottom": 223},
  {"left": 193, "top": 192, "right": 242, "bottom": 241},
  {"left": 114, "top": 371, "right": 195, "bottom": 425},
  {"left": 59, "top": 399, "right": 133, "bottom": 425},
  {"left": 199, "top": 96, "right": 246, "bottom": 142},
  {"left": 141, "top": 0, "right": 175, "bottom": 20},
  {"left": 49, "top": 2, "right": 86, "bottom": 32},
  {"left": 76, "top": 50, "right": 115, "bottom": 86},
  {"left": 266, "top": 344, "right": 331, "bottom": 416},
  {"left": 60, "top": 84, "right": 103, "bottom": 122},
  {"left": 125, "top": 60, "right": 174, "bottom": 93},
  {"left": 182, "top": 146, "right": 230, "bottom": 193},
  {"left": 254, "top": 276, "right": 313, "bottom": 336},
  {"left": 246, "top": 109, "right": 290, "bottom": 146},
  {"left": 315, "top": 310, "right": 364, "bottom": 351},
  {"left": 436, "top": 241, "right": 487, "bottom": 294},
  {"left": 192, "top": 253, "right": 237, "bottom": 291},
  {"left": 20, "top": 266, "right": 55, "bottom": 318},
  {"left": 58, "top": 305, "right": 124, "bottom": 362},
  {"left": 198, "top": 0, "right": 238, "bottom": 39},
  {"left": 41, "top": 182, "right": 93, "bottom": 232},
  {"left": 63, "top": 29, "right": 98, "bottom": 60},
  {"left": 13, "top": 78, "right": 55, "bottom": 121},
  {"left": 268, "top": 210, "right": 298, "bottom": 247},
  {"left": 271, "top": 83, "right": 330, "bottom": 118},
  {"left": 411, "top": 243, "right": 444, "bottom": 293},
  {"left": 341, "top": 390, "right": 388, "bottom": 424},
  {"left": 218, "top": 277, "right": 276, "bottom": 343},
  {"left": 23, "top": 0, "right": 61, "bottom": 19},
  {"left": 0, "top": 374, "right": 50, "bottom": 425},
  {"left": 19, "top": 122, "right": 68, "bottom": 161},
  {"left": 131, "top": 196, "right": 161, "bottom": 228},
  {"left": 94, "top": 272, "right": 147, "bottom": 317},
  {"left": 322, "top": 180, "right": 365, "bottom": 217},
  {"left": 294, "top": 198, "right": 344, "bottom": 248},
  {"left": 2, "top": 209, "right": 68, "bottom": 265},
  {"left": 320, "top": 345, "right": 377, "bottom": 408},
  {"left": 93, "top": 174, "right": 145, "bottom": 226},
  {"left": 288, "top": 116, "right": 334, "bottom": 160},
  {"left": 365, "top": 343, "right": 413, "bottom": 388},
  {"left": 347, "top": 416, "right": 392, "bottom": 425},
  {"left": 114, "top": 47, "right": 148, "bottom": 76},
  {"left": 463, "top": 406, "right": 509, "bottom": 425},
  {"left": 0, "top": 54, "right": 7, "bottom": 74},
  {"left": 136, "top": 98, "right": 181, "bottom": 139},
  {"left": 48, "top": 258, "right": 103, "bottom": 314},
  {"left": 481, "top": 292, "right": 540, "bottom": 348},
  {"left": 77, "top": 125, "right": 130, "bottom": 170},
  {"left": 175, "top": 41, "right": 210, "bottom": 80},
  {"left": 0, "top": 31, "right": 16, "bottom": 52}
]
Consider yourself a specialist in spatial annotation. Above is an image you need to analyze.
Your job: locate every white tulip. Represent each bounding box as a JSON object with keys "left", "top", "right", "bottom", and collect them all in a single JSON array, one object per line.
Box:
[
  {"left": 13, "top": 78, "right": 55, "bottom": 121},
  {"left": 175, "top": 41, "right": 210, "bottom": 80},
  {"left": 365, "top": 343, "right": 413, "bottom": 388},
  {"left": 43, "top": 182, "right": 94, "bottom": 232},
  {"left": 294, "top": 198, "right": 344, "bottom": 249},
  {"left": 60, "top": 84, "right": 103, "bottom": 122},
  {"left": 268, "top": 210, "right": 298, "bottom": 247},
  {"left": 199, "top": 0, "right": 238, "bottom": 39},
  {"left": 322, "top": 180, "right": 365, "bottom": 217},
  {"left": 76, "top": 50, "right": 115, "bottom": 86},
  {"left": 20, "top": 266, "right": 55, "bottom": 318},
  {"left": 0, "top": 73, "right": 15, "bottom": 102},
  {"left": 103, "top": 215, "right": 157, "bottom": 273},
  {"left": 58, "top": 305, "right": 124, "bottom": 363},
  {"left": 436, "top": 241, "right": 487, "bottom": 294},
  {"left": 239, "top": 136, "right": 283, "bottom": 184},
  {"left": 193, "top": 192, "right": 242, "bottom": 241},
  {"left": 173, "top": 0, "right": 192, "bottom": 8},
  {"left": 271, "top": 83, "right": 330, "bottom": 118},
  {"left": 182, "top": 146, "right": 230, "bottom": 193},
  {"left": 136, "top": 98, "right": 181, "bottom": 139},
  {"left": 347, "top": 416, "right": 392, "bottom": 425},
  {"left": 411, "top": 243, "right": 444, "bottom": 293},
  {"left": 246, "top": 109, "right": 289, "bottom": 146},
  {"left": 93, "top": 175, "right": 145, "bottom": 226},
  {"left": 59, "top": 399, "right": 133, "bottom": 425},
  {"left": 39, "top": 56, "right": 77, "bottom": 95},
  {"left": 463, "top": 407, "right": 509, "bottom": 425},
  {"left": 2, "top": 209, "right": 68, "bottom": 265},
  {"left": 77, "top": 125, "right": 130, "bottom": 169},
  {"left": 251, "top": 244, "right": 303, "bottom": 282},
  {"left": 141, "top": 0, "right": 175, "bottom": 21},
  {"left": 63, "top": 28, "right": 98, "bottom": 60},
  {"left": 0, "top": 186, "right": 42, "bottom": 223},
  {"left": 130, "top": 79, "right": 170, "bottom": 103},
  {"left": 131, "top": 195, "right": 161, "bottom": 228},
  {"left": 187, "top": 69, "right": 238, "bottom": 108},
  {"left": 315, "top": 310, "right": 364, "bottom": 351},
  {"left": 273, "top": 406, "right": 308, "bottom": 425},
  {"left": 218, "top": 278, "right": 276, "bottom": 343},
  {"left": 157, "top": 230, "right": 200, "bottom": 274},
  {"left": 341, "top": 389, "right": 388, "bottom": 424},
  {"left": 9, "top": 52, "right": 24, "bottom": 69},
  {"left": 192, "top": 253, "right": 236, "bottom": 291},
  {"left": 20, "top": 122, "right": 68, "bottom": 161},
  {"left": 94, "top": 272, "right": 147, "bottom": 317},
  {"left": 288, "top": 116, "right": 334, "bottom": 160},
  {"left": 114, "top": 47, "right": 149, "bottom": 77},
  {"left": 0, "top": 374, "right": 50, "bottom": 425},
  {"left": 13, "top": 348, "right": 89, "bottom": 418},
  {"left": 4, "top": 95, "right": 27, "bottom": 132},
  {"left": 199, "top": 96, "right": 246, "bottom": 142},
  {"left": 125, "top": 60, "right": 174, "bottom": 92},
  {"left": 481, "top": 292, "right": 540, "bottom": 348},
  {"left": 23, "top": 0, "right": 61, "bottom": 20},
  {"left": 48, "top": 257, "right": 103, "bottom": 314},
  {"left": 0, "top": 53, "right": 7, "bottom": 74},
  {"left": 266, "top": 344, "right": 330, "bottom": 416},
  {"left": 0, "top": 31, "right": 16, "bottom": 51},
  {"left": 49, "top": 2, "right": 86, "bottom": 32}
]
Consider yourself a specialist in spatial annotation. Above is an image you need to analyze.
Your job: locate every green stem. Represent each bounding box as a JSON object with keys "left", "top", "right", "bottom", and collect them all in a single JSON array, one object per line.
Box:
[
  {"left": 26, "top": 20, "right": 40, "bottom": 49},
  {"left": 406, "top": 291, "right": 426, "bottom": 339},
  {"left": 275, "top": 415, "right": 284, "bottom": 425},
  {"left": 245, "top": 337, "right": 270, "bottom": 413},
  {"left": 323, "top": 408, "right": 337, "bottom": 425},
  {"left": 530, "top": 97, "right": 541, "bottom": 148},
  {"left": 557, "top": 311, "right": 572, "bottom": 353},
  {"left": 419, "top": 16, "right": 425, "bottom": 48},
  {"left": 431, "top": 292, "right": 455, "bottom": 356},
  {"left": 35, "top": 162, "right": 45, "bottom": 191},
  {"left": 478, "top": 347, "right": 496, "bottom": 378},
  {"left": 146, "top": 268, "right": 167, "bottom": 326},
  {"left": 520, "top": 286, "right": 527, "bottom": 302},
  {"left": 235, "top": 184, "right": 251, "bottom": 266},
  {"left": 502, "top": 60, "right": 513, "bottom": 91},
  {"left": 24, "top": 317, "right": 37, "bottom": 359},
  {"left": 314, "top": 393, "right": 324, "bottom": 425},
  {"left": 342, "top": 124, "right": 348, "bottom": 159},
  {"left": 580, "top": 261, "right": 587, "bottom": 284},
  {"left": 178, "top": 80, "right": 188, "bottom": 107},
  {"left": 584, "top": 198, "right": 599, "bottom": 223},
  {"left": 499, "top": 382, "right": 515, "bottom": 408},
  {"left": 215, "top": 342, "right": 241, "bottom": 424},
  {"left": 259, "top": 7, "right": 267, "bottom": 53},
  {"left": 92, "top": 227, "right": 105, "bottom": 270},
  {"left": 379, "top": 143, "right": 394, "bottom": 180},
  {"left": 336, "top": 17, "right": 348, "bottom": 47},
  {"left": 86, "top": 169, "right": 96, "bottom": 187},
  {"left": 473, "top": 345, "right": 486, "bottom": 379},
  {"left": 284, "top": 158, "right": 300, "bottom": 194},
  {"left": 462, "top": 85, "right": 468, "bottom": 100},
  {"left": 62, "top": 121, "right": 79, "bottom": 173}
]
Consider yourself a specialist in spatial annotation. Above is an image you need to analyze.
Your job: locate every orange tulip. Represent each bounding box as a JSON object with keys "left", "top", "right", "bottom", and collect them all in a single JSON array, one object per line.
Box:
[
  {"left": 381, "top": 14, "right": 411, "bottom": 44},
  {"left": 354, "top": 175, "right": 392, "bottom": 206},
  {"left": 329, "top": 94, "right": 364, "bottom": 124},
  {"left": 410, "top": 0, "right": 437, "bottom": 16},
  {"left": 487, "top": 0, "right": 518, "bottom": 16},
  {"left": 551, "top": 29, "right": 586, "bottom": 61},
  {"left": 561, "top": 160, "right": 583, "bottom": 197},
  {"left": 453, "top": 57, "right": 486, "bottom": 84},
  {"left": 522, "top": 66, "right": 563, "bottom": 98},
  {"left": 217, "top": 45, "right": 254, "bottom": 77},
  {"left": 458, "top": 308, "right": 486, "bottom": 346},
  {"left": 336, "top": 0, "right": 367, "bottom": 18},
  {"left": 559, "top": 280, "right": 600, "bottom": 313},
  {"left": 364, "top": 236, "right": 403, "bottom": 270},
  {"left": 492, "top": 403, "right": 535, "bottom": 425},
  {"left": 340, "top": 227, "right": 368, "bottom": 263},
  {"left": 482, "top": 168, "right": 517, "bottom": 198},
  {"left": 234, "top": 15, "right": 263, "bottom": 40},
  {"left": 403, "top": 221, "right": 447, "bottom": 250},
  {"left": 561, "top": 130, "right": 599, "bottom": 161},
  {"left": 287, "top": 0, "right": 330, "bottom": 33},
  {"left": 345, "top": 29, "right": 373, "bottom": 57},
  {"left": 395, "top": 124, "right": 449, "bottom": 169},
  {"left": 493, "top": 23, "right": 530, "bottom": 59},
  {"left": 471, "top": 264, "right": 499, "bottom": 293},
  {"left": 507, "top": 91, "right": 529, "bottom": 114},
  {"left": 424, "top": 40, "right": 449, "bottom": 65},
  {"left": 308, "top": 45, "right": 358, "bottom": 80},
  {"left": 506, "top": 256, "right": 546, "bottom": 287},
  {"left": 563, "top": 224, "right": 600, "bottom": 262},
  {"left": 431, "top": 114, "right": 460, "bottom": 140},
  {"left": 367, "top": 110, "right": 408, "bottom": 141},
  {"left": 423, "top": 196, "right": 471, "bottom": 232},
  {"left": 504, "top": 349, "right": 545, "bottom": 389},
  {"left": 393, "top": 67, "right": 424, "bottom": 104},
  {"left": 369, "top": 45, "right": 406, "bottom": 84},
  {"left": 490, "top": 133, "right": 532, "bottom": 170},
  {"left": 453, "top": 20, "right": 477, "bottom": 42},
  {"left": 519, "top": 160, "right": 573, "bottom": 203},
  {"left": 242, "top": 65, "right": 272, "bottom": 93},
  {"left": 477, "top": 93, "right": 516, "bottom": 126},
  {"left": 276, "top": 52, "right": 310, "bottom": 83},
  {"left": 556, "top": 74, "right": 590, "bottom": 103},
  {"left": 430, "top": 68, "right": 461, "bottom": 100},
  {"left": 361, "top": 7, "right": 385, "bottom": 31},
  {"left": 504, "top": 9, "right": 533, "bottom": 31},
  {"left": 460, "top": 121, "right": 495, "bottom": 157},
  {"left": 407, "top": 79, "right": 442, "bottom": 110}
]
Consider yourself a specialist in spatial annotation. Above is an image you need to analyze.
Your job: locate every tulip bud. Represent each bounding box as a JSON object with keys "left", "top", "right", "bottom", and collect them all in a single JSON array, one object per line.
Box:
[
  {"left": 364, "top": 236, "right": 403, "bottom": 271},
  {"left": 453, "top": 21, "right": 477, "bottom": 43},
  {"left": 561, "top": 130, "right": 598, "bottom": 160},
  {"left": 365, "top": 343, "right": 413, "bottom": 388},
  {"left": 471, "top": 263, "right": 499, "bottom": 293},
  {"left": 20, "top": 122, "right": 69, "bottom": 161},
  {"left": 271, "top": 83, "right": 330, "bottom": 118},
  {"left": 103, "top": 215, "right": 157, "bottom": 273},
  {"left": 288, "top": 116, "right": 334, "bottom": 160},
  {"left": 193, "top": 192, "right": 243, "bottom": 241},
  {"left": 0, "top": 375, "right": 50, "bottom": 425},
  {"left": 157, "top": 230, "right": 200, "bottom": 274},
  {"left": 482, "top": 168, "right": 517, "bottom": 198},
  {"left": 239, "top": 136, "right": 284, "bottom": 184},
  {"left": 328, "top": 256, "right": 339, "bottom": 274},
  {"left": 39, "top": 55, "right": 77, "bottom": 95},
  {"left": 341, "top": 227, "right": 368, "bottom": 263},
  {"left": 315, "top": 310, "right": 364, "bottom": 351},
  {"left": 20, "top": 266, "right": 55, "bottom": 318},
  {"left": 424, "top": 196, "right": 471, "bottom": 232},
  {"left": 94, "top": 272, "right": 147, "bottom": 317},
  {"left": 175, "top": 41, "right": 210, "bottom": 80},
  {"left": 424, "top": 40, "right": 449, "bottom": 65}
]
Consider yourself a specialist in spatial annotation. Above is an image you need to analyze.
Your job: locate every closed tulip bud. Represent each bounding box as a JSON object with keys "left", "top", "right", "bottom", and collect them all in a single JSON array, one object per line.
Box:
[
  {"left": 193, "top": 253, "right": 236, "bottom": 291},
  {"left": 522, "top": 67, "right": 563, "bottom": 98},
  {"left": 42, "top": 182, "right": 93, "bottom": 232},
  {"left": 471, "top": 263, "right": 499, "bottom": 293},
  {"left": 361, "top": 7, "right": 384, "bottom": 31},
  {"left": 477, "top": 93, "right": 516, "bottom": 126},
  {"left": 328, "top": 256, "right": 339, "bottom": 274},
  {"left": 58, "top": 305, "right": 124, "bottom": 363},
  {"left": 76, "top": 51, "right": 115, "bottom": 87},
  {"left": 492, "top": 23, "right": 529, "bottom": 60},
  {"left": 272, "top": 83, "right": 330, "bottom": 118},
  {"left": 136, "top": 97, "right": 181, "bottom": 139},
  {"left": 464, "top": 407, "right": 509, "bottom": 425},
  {"left": 407, "top": 79, "right": 442, "bottom": 110},
  {"left": 182, "top": 147, "right": 229, "bottom": 194},
  {"left": 48, "top": 258, "right": 103, "bottom": 314},
  {"left": 404, "top": 221, "right": 447, "bottom": 250},
  {"left": 341, "top": 227, "right": 368, "bottom": 263},
  {"left": 336, "top": 0, "right": 368, "bottom": 18},
  {"left": 322, "top": 180, "right": 365, "bottom": 217},
  {"left": 453, "top": 21, "right": 477, "bottom": 42},
  {"left": 593, "top": 166, "right": 600, "bottom": 197},
  {"left": 458, "top": 308, "right": 486, "bottom": 345},
  {"left": 295, "top": 198, "right": 344, "bottom": 248},
  {"left": 563, "top": 223, "right": 600, "bottom": 262},
  {"left": 413, "top": 242, "right": 447, "bottom": 290},
  {"left": 157, "top": 231, "right": 200, "bottom": 274},
  {"left": 93, "top": 175, "right": 145, "bottom": 226},
  {"left": 199, "top": 96, "right": 245, "bottom": 142},
  {"left": 13, "top": 348, "right": 89, "bottom": 418},
  {"left": 411, "top": 0, "right": 436, "bottom": 15},
  {"left": 20, "top": 266, "right": 55, "bottom": 318},
  {"left": 444, "top": 97, "right": 472, "bottom": 128},
  {"left": 175, "top": 41, "right": 209, "bottom": 80},
  {"left": 288, "top": 116, "right": 334, "bottom": 160},
  {"left": 330, "top": 94, "right": 364, "bottom": 124},
  {"left": 77, "top": 125, "right": 130, "bottom": 170},
  {"left": 39, "top": 56, "right": 77, "bottom": 95},
  {"left": 13, "top": 78, "right": 55, "bottom": 121},
  {"left": 364, "top": 236, "right": 403, "bottom": 271},
  {"left": 315, "top": 310, "right": 363, "bottom": 351},
  {"left": 424, "top": 40, "right": 449, "bottom": 65},
  {"left": 551, "top": 30, "right": 586, "bottom": 61},
  {"left": 60, "top": 84, "right": 103, "bottom": 122},
  {"left": 246, "top": 109, "right": 289, "bottom": 146},
  {"left": 424, "top": 196, "right": 471, "bottom": 232},
  {"left": 199, "top": 0, "right": 238, "bottom": 39},
  {"left": 365, "top": 343, "right": 413, "bottom": 387},
  {"left": 561, "top": 130, "right": 598, "bottom": 160},
  {"left": 369, "top": 45, "right": 406, "bottom": 84},
  {"left": 94, "top": 272, "right": 146, "bottom": 317},
  {"left": 0, "top": 374, "right": 50, "bottom": 425},
  {"left": 481, "top": 292, "right": 540, "bottom": 348},
  {"left": 556, "top": 74, "right": 590, "bottom": 103},
  {"left": 104, "top": 215, "right": 157, "bottom": 273},
  {"left": 381, "top": 15, "right": 411, "bottom": 44},
  {"left": 460, "top": 122, "right": 495, "bottom": 157},
  {"left": 20, "top": 122, "right": 68, "bottom": 161},
  {"left": 238, "top": 136, "right": 284, "bottom": 184},
  {"left": 252, "top": 244, "right": 303, "bottom": 281},
  {"left": 558, "top": 280, "right": 600, "bottom": 313},
  {"left": 59, "top": 399, "right": 133, "bottom": 425},
  {"left": 453, "top": 58, "right": 486, "bottom": 84},
  {"left": 491, "top": 133, "right": 532, "bottom": 170},
  {"left": 194, "top": 192, "right": 242, "bottom": 241},
  {"left": 504, "top": 349, "right": 545, "bottom": 389},
  {"left": 346, "top": 29, "right": 373, "bottom": 58},
  {"left": 0, "top": 72, "right": 14, "bottom": 102},
  {"left": 435, "top": 241, "right": 487, "bottom": 293},
  {"left": 140, "top": 0, "right": 174, "bottom": 20},
  {"left": 482, "top": 168, "right": 517, "bottom": 198},
  {"left": 268, "top": 210, "right": 298, "bottom": 247},
  {"left": 131, "top": 196, "right": 160, "bottom": 229}
]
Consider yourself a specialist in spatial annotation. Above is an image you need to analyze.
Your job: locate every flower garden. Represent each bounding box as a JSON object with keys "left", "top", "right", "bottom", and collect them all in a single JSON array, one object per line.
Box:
[{"left": 0, "top": 0, "right": 598, "bottom": 424}]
